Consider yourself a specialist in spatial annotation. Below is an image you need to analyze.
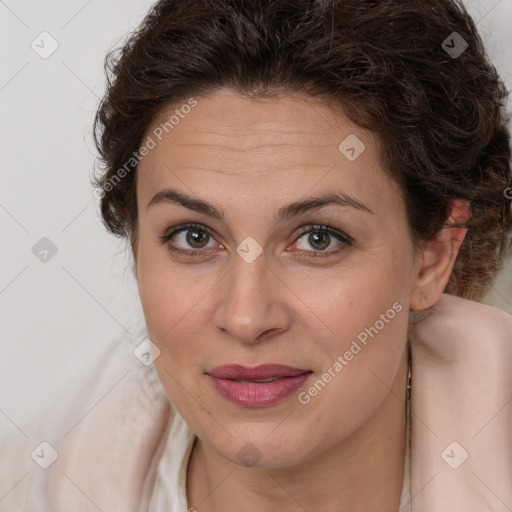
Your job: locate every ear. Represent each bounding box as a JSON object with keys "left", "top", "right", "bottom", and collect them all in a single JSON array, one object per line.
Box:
[{"left": 409, "top": 199, "right": 469, "bottom": 310}]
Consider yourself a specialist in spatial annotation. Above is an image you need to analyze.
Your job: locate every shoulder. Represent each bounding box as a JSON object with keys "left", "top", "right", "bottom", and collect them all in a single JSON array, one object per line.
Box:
[{"left": 1, "top": 327, "right": 173, "bottom": 511}]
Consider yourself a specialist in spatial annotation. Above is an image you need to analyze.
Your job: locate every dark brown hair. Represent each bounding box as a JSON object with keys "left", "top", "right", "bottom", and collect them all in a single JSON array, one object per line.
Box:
[{"left": 92, "top": 0, "right": 512, "bottom": 301}]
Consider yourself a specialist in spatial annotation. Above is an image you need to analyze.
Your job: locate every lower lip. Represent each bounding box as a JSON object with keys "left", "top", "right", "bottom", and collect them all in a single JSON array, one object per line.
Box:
[{"left": 207, "top": 373, "right": 312, "bottom": 407}]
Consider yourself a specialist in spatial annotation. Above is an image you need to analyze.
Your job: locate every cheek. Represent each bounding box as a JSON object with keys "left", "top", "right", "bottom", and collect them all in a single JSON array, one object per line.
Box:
[
  {"left": 293, "top": 246, "right": 411, "bottom": 341},
  {"left": 137, "top": 239, "right": 182, "bottom": 342},
  {"left": 136, "top": 239, "right": 215, "bottom": 365},
  {"left": 294, "top": 299, "right": 408, "bottom": 445},
  {"left": 292, "top": 252, "right": 410, "bottom": 416},
  {"left": 315, "top": 277, "right": 407, "bottom": 386}
]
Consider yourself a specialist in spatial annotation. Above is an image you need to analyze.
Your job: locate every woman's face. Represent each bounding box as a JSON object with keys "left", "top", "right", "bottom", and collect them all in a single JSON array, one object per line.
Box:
[{"left": 135, "top": 89, "right": 418, "bottom": 467}]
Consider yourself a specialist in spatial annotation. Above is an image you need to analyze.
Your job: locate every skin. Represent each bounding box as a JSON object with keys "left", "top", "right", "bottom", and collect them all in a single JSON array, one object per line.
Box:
[{"left": 134, "top": 89, "right": 466, "bottom": 511}]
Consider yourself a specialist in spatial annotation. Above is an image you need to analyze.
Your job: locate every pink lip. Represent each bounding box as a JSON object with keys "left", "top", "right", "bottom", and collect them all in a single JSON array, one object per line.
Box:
[
  {"left": 208, "top": 364, "right": 310, "bottom": 380},
  {"left": 206, "top": 364, "right": 312, "bottom": 407}
]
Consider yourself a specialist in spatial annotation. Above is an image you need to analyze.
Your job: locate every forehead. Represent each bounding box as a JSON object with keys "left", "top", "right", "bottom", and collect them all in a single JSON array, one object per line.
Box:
[{"left": 136, "top": 89, "right": 401, "bottom": 218}]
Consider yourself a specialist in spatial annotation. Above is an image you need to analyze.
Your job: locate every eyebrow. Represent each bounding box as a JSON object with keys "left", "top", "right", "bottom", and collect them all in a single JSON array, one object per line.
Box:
[{"left": 147, "top": 187, "right": 373, "bottom": 222}]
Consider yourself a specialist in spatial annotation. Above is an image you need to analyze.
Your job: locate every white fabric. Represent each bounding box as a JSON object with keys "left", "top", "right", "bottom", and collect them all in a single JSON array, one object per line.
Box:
[{"left": 148, "top": 405, "right": 197, "bottom": 512}]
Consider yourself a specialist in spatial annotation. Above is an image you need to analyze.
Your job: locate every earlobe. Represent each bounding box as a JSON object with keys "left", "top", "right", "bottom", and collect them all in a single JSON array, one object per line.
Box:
[{"left": 409, "top": 200, "right": 469, "bottom": 310}]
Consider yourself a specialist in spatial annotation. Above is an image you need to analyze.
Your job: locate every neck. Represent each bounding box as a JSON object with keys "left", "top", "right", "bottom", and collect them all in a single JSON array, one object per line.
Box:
[{"left": 187, "top": 353, "right": 409, "bottom": 512}]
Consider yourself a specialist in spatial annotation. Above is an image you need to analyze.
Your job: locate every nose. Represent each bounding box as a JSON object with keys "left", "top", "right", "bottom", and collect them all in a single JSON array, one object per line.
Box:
[{"left": 213, "top": 248, "right": 292, "bottom": 345}]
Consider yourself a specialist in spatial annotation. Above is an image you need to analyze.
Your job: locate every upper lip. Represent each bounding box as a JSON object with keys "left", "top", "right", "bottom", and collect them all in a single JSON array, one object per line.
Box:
[{"left": 207, "top": 364, "right": 311, "bottom": 380}]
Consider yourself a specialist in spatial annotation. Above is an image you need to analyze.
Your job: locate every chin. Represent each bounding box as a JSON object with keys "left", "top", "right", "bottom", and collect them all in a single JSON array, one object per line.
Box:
[{"left": 209, "top": 427, "right": 314, "bottom": 469}]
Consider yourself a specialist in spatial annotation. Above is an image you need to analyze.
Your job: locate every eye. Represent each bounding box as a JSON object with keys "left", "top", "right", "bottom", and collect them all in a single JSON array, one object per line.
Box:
[
  {"left": 292, "top": 225, "right": 351, "bottom": 257},
  {"left": 159, "top": 223, "right": 219, "bottom": 256}
]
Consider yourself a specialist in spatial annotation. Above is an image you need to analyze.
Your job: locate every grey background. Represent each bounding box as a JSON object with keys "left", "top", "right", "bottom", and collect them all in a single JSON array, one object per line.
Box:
[{"left": 1, "top": 0, "right": 511, "bottom": 440}]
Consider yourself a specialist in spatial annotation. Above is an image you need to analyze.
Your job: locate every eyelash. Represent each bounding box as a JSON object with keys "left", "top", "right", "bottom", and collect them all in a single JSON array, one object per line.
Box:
[{"left": 159, "top": 222, "right": 352, "bottom": 259}]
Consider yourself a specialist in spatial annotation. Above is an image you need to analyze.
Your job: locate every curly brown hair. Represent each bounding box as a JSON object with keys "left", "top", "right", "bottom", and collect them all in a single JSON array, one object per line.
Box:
[{"left": 92, "top": 0, "right": 512, "bottom": 301}]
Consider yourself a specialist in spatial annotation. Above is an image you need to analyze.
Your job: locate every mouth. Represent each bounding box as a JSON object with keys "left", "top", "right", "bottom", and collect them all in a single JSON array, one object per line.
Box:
[
  {"left": 207, "top": 363, "right": 311, "bottom": 380},
  {"left": 206, "top": 364, "right": 313, "bottom": 407}
]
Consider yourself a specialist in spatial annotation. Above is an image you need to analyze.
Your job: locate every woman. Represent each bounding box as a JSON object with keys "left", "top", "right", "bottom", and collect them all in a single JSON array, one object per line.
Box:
[{"left": 2, "top": 0, "right": 511, "bottom": 510}]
